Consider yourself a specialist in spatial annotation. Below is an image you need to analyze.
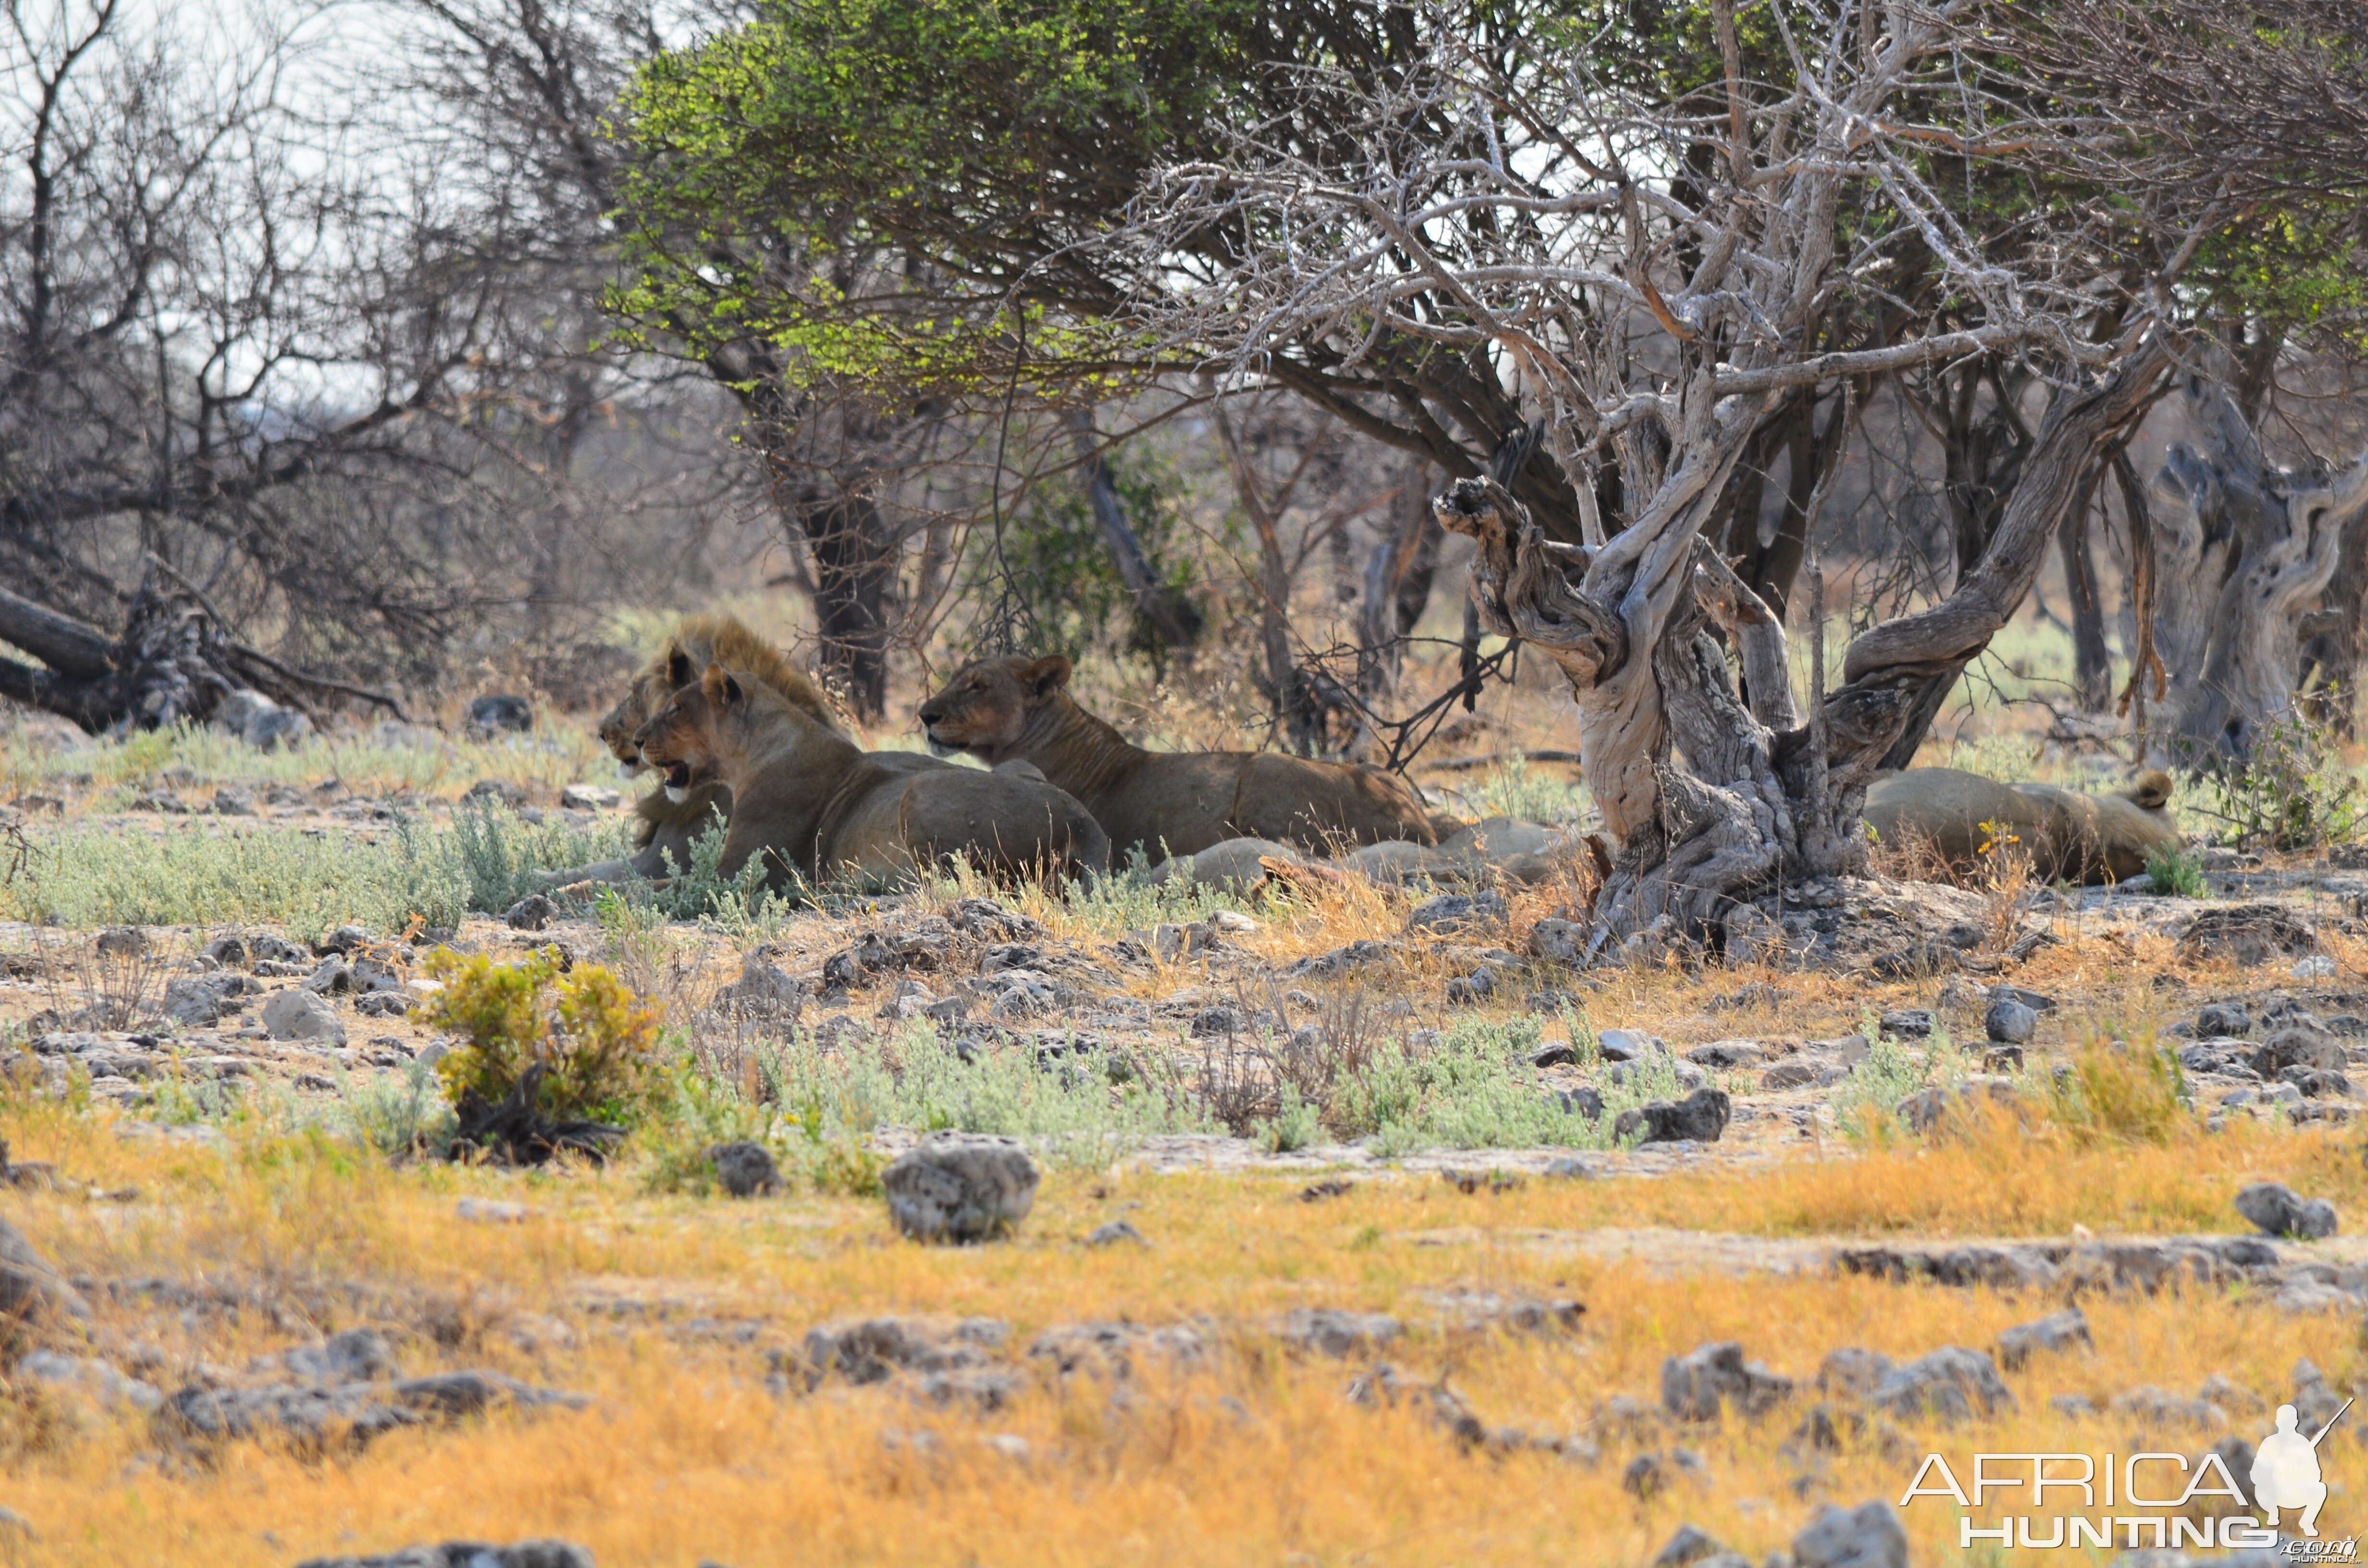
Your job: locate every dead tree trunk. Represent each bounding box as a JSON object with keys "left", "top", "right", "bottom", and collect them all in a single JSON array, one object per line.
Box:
[
  {"left": 0, "top": 563, "right": 403, "bottom": 733},
  {"left": 2296, "top": 504, "right": 2368, "bottom": 736},
  {"left": 1356, "top": 460, "right": 1442, "bottom": 701},
  {"left": 2058, "top": 495, "right": 2114, "bottom": 711},
  {"left": 2147, "top": 377, "right": 2368, "bottom": 764},
  {"left": 1438, "top": 343, "right": 2169, "bottom": 960},
  {"left": 1066, "top": 411, "right": 1203, "bottom": 651}
]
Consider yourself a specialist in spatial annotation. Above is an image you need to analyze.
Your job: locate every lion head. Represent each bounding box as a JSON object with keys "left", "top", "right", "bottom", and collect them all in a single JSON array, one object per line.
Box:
[
  {"left": 916, "top": 654, "right": 1072, "bottom": 757},
  {"left": 630, "top": 664, "right": 754, "bottom": 803},
  {"left": 598, "top": 613, "right": 845, "bottom": 772}
]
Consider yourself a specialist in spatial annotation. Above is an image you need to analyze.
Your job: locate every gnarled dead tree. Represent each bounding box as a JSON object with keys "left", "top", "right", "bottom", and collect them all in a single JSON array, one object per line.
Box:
[
  {"left": 2146, "top": 377, "right": 2368, "bottom": 764},
  {"left": 1439, "top": 345, "right": 2164, "bottom": 954}
]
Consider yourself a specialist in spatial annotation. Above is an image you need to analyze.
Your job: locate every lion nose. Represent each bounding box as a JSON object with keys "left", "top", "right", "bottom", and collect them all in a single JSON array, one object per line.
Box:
[{"left": 916, "top": 701, "right": 942, "bottom": 726}]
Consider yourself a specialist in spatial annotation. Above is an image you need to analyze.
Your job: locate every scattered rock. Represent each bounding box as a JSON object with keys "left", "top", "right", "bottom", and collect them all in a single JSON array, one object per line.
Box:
[
  {"left": 2109, "top": 1385, "right": 2228, "bottom": 1431},
  {"left": 705, "top": 1141, "right": 783, "bottom": 1198},
  {"left": 316, "top": 925, "right": 373, "bottom": 956},
  {"left": 1084, "top": 1220, "right": 1146, "bottom": 1247},
  {"left": 2234, "top": 1182, "right": 2338, "bottom": 1239},
  {"left": 1027, "top": 1320, "right": 1206, "bottom": 1380},
  {"left": 162, "top": 1371, "right": 587, "bottom": 1451},
  {"left": 1528, "top": 919, "right": 1586, "bottom": 966},
  {"left": 1406, "top": 891, "right": 1507, "bottom": 934},
  {"left": 799, "top": 1316, "right": 1010, "bottom": 1389},
  {"left": 883, "top": 1132, "right": 1040, "bottom": 1242},
  {"left": 162, "top": 971, "right": 256, "bottom": 1026},
  {"left": 1653, "top": 1524, "right": 1732, "bottom": 1568},
  {"left": 95, "top": 926, "right": 148, "bottom": 960},
  {"left": 1596, "top": 1027, "right": 1655, "bottom": 1061},
  {"left": 2197, "top": 1000, "right": 2253, "bottom": 1037},
  {"left": 1661, "top": 1341, "right": 1793, "bottom": 1420},
  {"left": 717, "top": 956, "right": 804, "bottom": 1018},
  {"left": 1817, "top": 1348, "right": 1892, "bottom": 1397},
  {"left": 503, "top": 894, "right": 557, "bottom": 932},
  {"left": 1995, "top": 1308, "right": 2091, "bottom": 1371},
  {"left": 2294, "top": 954, "right": 2339, "bottom": 980},
  {"left": 1869, "top": 1347, "right": 2015, "bottom": 1424},
  {"left": 1981, "top": 1045, "right": 2023, "bottom": 1073},
  {"left": 1791, "top": 1500, "right": 1908, "bottom": 1568},
  {"left": 2180, "top": 903, "right": 2318, "bottom": 966},
  {"left": 1878, "top": 1009, "right": 1933, "bottom": 1039},
  {"left": 2257, "top": 1023, "right": 2346, "bottom": 1076},
  {"left": 558, "top": 784, "right": 620, "bottom": 810},
  {"left": 466, "top": 695, "right": 535, "bottom": 737},
  {"left": 1282, "top": 1309, "right": 1402, "bottom": 1359},
  {"left": 16, "top": 1350, "right": 162, "bottom": 1411},
  {"left": 1615, "top": 1087, "right": 1731, "bottom": 1146},
  {"left": 260, "top": 988, "right": 346, "bottom": 1046},
  {"left": 1984, "top": 994, "right": 2037, "bottom": 1045},
  {"left": 293, "top": 1539, "right": 595, "bottom": 1568},
  {"left": 465, "top": 778, "right": 528, "bottom": 809}
]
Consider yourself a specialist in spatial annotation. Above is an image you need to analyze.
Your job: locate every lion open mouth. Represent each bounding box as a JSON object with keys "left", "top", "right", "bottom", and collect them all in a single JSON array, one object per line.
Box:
[{"left": 659, "top": 759, "right": 693, "bottom": 800}]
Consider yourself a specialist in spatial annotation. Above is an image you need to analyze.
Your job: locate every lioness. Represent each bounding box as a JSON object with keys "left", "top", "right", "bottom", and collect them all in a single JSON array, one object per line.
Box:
[
  {"left": 1865, "top": 768, "right": 2179, "bottom": 885},
  {"left": 596, "top": 614, "right": 931, "bottom": 877},
  {"left": 915, "top": 654, "right": 1457, "bottom": 862},
  {"left": 634, "top": 663, "right": 1110, "bottom": 893}
]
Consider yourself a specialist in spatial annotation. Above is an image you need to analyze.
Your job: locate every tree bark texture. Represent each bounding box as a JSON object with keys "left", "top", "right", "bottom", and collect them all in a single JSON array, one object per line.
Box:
[
  {"left": 2147, "top": 376, "right": 2368, "bottom": 763},
  {"left": 1438, "top": 341, "right": 2169, "bottom": 958}
]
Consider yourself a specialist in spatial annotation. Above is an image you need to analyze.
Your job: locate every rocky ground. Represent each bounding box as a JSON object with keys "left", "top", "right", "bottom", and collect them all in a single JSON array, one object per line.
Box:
[{"left": 1, "top": 742, "right": 2365, "bottom": 1567}]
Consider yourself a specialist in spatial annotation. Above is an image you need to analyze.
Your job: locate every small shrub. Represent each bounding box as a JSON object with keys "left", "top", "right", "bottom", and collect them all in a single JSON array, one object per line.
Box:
[
  {"left": 2044, "top": 1034, "right": 2189, "bottom": 1145},
  {"left": 419, "top": 947, "right": 667, "bottom": 1127},
  {"left": 2191, "top": 715, "right": 2363, "bottom": 851},
  {"left": 1257, "top": 1085, "right": 1321, "bottom": 1153},
  {"left": 336, "top": 1058, "right": 457, "bottom": 1158},
  {"left": 2144, "top": 844, "right": 2207, "bottom": 898}
]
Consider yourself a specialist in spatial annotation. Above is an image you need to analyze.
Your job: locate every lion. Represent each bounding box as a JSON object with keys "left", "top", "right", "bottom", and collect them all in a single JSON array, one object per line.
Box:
[
  {"left": 915, "top": 654, "right": 1459, "bottom": 864},
  {"left": 633, "top": 663, "right": 1110, "bottom": 893},
  {"left": 589, "top": 615, "right": 861, "bottom": 879},
  {"left": 1864, "top": 767, "right": 2180, "bottom": 885}
]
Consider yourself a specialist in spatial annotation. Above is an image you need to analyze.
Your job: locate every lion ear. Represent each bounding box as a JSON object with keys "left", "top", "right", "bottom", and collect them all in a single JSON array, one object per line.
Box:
[
  {"left": 701, "top": 662, "right": 742, "bottom": 707},
  {"left": 667, "top": 644, "right": 695, "bottom": 689},
  {"left": 2126, "top": 770, "right": 2173, "bottom": 811},
  {"left": 1024, "top": 654, "right": 1073, "bottom": 700}
]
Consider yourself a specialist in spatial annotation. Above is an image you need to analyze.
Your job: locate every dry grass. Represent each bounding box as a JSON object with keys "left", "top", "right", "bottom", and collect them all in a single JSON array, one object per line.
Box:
[{"left": 2, "top": 1091, "right": 2361, "bottom": 1566}]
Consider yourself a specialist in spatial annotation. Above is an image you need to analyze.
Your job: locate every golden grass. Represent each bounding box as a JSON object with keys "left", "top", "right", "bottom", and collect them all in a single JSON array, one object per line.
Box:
[{"left": 2, "top": 1093, "right": 2361, "bottom": 1566}]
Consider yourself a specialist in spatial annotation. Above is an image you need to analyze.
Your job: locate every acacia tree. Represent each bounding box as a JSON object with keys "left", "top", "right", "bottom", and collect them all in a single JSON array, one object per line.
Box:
[{"left": 1104, "top": 0, "right": 2190, "bottom": 954}]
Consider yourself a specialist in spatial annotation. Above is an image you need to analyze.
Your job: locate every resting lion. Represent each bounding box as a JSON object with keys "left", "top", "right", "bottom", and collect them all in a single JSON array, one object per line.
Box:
[
  {"left": 634, "top": 663, "right": 1110, "bottom": 894},
  {"left": 593, "top": 615, "right": 930, "bottom": 878},
  {"left": 1864, "top": 768, "right": 2180, "bottom": 885},
  {"left": 915, "top": 654, "right": 1457, "bottom": 863}
]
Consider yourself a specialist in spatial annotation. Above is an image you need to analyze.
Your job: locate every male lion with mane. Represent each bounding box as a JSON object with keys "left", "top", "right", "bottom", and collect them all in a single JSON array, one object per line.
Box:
[
  {"left": 594, "top": 614, "right": 933, "bottom": 878},
  {"left": 635, "top": 663, "right": 1110, "bottom": 893},
  {"left": 916, "top": 654, "right": 1457, "bottom": 864}
]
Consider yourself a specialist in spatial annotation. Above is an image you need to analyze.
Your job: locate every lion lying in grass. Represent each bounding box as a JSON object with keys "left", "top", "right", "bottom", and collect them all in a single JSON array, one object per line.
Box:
[
  {"left": 916, "top": 654, "right": 1457, "bottom": 863},
  {"left": 1864, "top": 767, "right": 2180, "bottom": 885},
  {"left": 635, "top": 663, "right": 1110, "bottom": 893},
  {"left": 593, "top": 615, "right": 869, "bottom": 878}
]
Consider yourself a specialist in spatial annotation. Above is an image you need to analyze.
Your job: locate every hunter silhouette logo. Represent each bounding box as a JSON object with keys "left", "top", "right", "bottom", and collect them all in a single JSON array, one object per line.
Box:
[{"left": 2257, "top": 1398, "right": 2352, "bottom": 1538}]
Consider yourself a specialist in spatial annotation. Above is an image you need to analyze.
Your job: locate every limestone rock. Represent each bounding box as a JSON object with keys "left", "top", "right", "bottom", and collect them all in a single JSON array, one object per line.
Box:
[
  {"left": 1869, "top": 1347, "right": 2014, "bottom": 1424},
  {"left": 261, "top": 988, "right": 345, "bottom": 1046},
  {"left": 1660, "top": 1341, "right": 1793, "bottom": 1420},
  {"left": 1792, "top": 1500, "right": 1908, "bottom": 1568},
  {"left": 1995, "top": 1308, "right": 2091, "bottom": 1371},
  {"left": 2235, "top": 1181, "right": 2338, "bottom": 1239},
  {"left": 883, "top": 1132, "right": 1040, "bottom": 1242},
  {"left": 704, "top": 1141, "right": 783, "bottom": 1198}
]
